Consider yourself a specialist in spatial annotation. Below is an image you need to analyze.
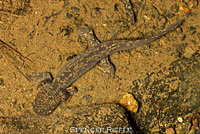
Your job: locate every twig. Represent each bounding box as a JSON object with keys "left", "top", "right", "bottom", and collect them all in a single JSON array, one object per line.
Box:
[
  {"left": 0, "top": 39, "right": 33, "bottom": 63},
  {"left": 6, "top": 58, "right": 31, "bottom": 82},
  {"left": 0, "top": 10, "right": 21, "bottom": 17}
]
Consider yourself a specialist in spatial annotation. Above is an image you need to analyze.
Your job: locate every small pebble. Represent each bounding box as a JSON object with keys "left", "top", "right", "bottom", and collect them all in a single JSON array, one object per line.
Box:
[
  {"left": 170, "top": 4, "right": 179, "bottom": 12},
  {"left": 181, "top": 34, "right": 186, "bottom": 41},
  {"left": 192, "top": 119, "right": 198, "bottom": 127},
  {"left": 71, "top": 6, "right": 80, "bottom": 12},
  {"left": 191, "top": 30, "right": 196, "bottom": 35},
  {"left": 175, "top": 122, "right": 191, "bottom": 134},
  {"left": 80, "top": 94, "right": 93, "bottom": 105},
  {"left": 0, "top": 78, "right": 4, "bottom": 85},
  {"left": 177, "top": 117, "right": 183, "bottom": 123},
  {"left": 66, "top": 13, "right": 73, "bottom": 19},
  {"left": 167, "top": 13, "right": 175, "bottom": 18},
  {"left": 190, "top": 26, "right": 196, "bottom": 30},
  {"left": 183, "top": 44, "right": 196, "bottom": 58},
  {"left": 188, "top": 0, "right": 198, "bottom": 8},
  {"left": 119, "top": 93, "right": 139, "bottom": 113},
  {"left": 165, "top": 127, "right": 175, "bottom": 134},
  {"left": 197, "top": 33, "right": 200, "bottom": 40},
  {"left": 176, "top": 27, "right": 183, "bottom": 34}
]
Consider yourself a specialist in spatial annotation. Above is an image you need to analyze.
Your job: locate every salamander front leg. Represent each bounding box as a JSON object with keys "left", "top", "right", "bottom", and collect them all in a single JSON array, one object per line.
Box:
[
  {"left": 31, "top": 72, "right": 53, "bottom": 82},
  {"left": 78, "top": 25, "right": 115, "bottom": 77},
  {"left": 59, "top": 86, "right": 78, "bottom": 102},
  {"left": 31, "top": 72, "right": 53, "bottom": 88}
]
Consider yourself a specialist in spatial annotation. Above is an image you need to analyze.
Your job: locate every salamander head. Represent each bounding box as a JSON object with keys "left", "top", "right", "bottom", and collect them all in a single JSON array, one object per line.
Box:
[
  {"left": 32, "top": 84, "right": 63, "bottom": 116},
  {"left": 32, "top": 80, "right": 74, "bottom": 116}
]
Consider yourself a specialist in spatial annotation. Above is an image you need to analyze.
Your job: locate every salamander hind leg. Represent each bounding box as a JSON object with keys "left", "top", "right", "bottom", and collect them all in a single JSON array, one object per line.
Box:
[
  {"left": 97, "top": 57, "right": 115, "bottom": 77},
  {"left": 78, "top": 24, "right": 99, "bottom": 46},
  {"left": 78, "top": 25, "right": 115, "bottom": 77}
]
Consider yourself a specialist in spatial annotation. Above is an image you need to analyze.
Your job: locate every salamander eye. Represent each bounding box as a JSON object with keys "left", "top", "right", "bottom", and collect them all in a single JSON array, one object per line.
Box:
[
  {"left": 119, "top": 93, "right": 139, "bottom": 113},
  {"left": 37, "top": 79, "right": 52, "bottom": 89}
]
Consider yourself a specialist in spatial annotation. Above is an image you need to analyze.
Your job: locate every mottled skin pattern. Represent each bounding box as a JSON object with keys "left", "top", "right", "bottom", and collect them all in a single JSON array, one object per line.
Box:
[
  {"left": 32, "top": 20, "right": 182, "bottom": 116},
  {"left": 78, "top": 25, "right": 116, "bottom": 77}
]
